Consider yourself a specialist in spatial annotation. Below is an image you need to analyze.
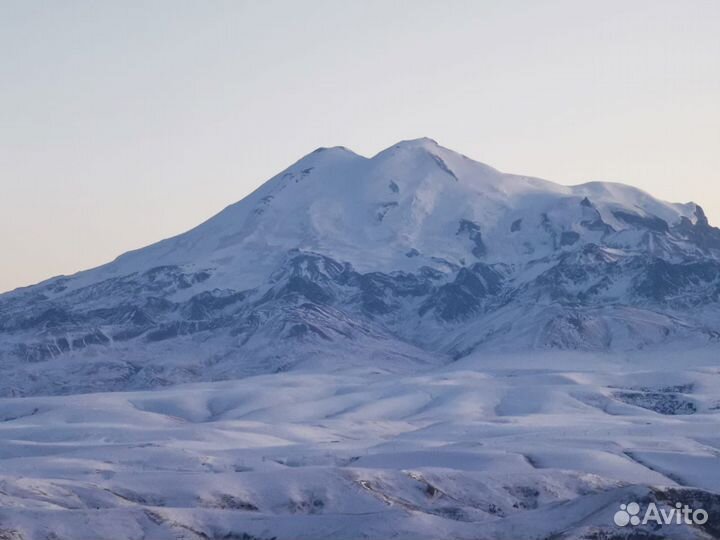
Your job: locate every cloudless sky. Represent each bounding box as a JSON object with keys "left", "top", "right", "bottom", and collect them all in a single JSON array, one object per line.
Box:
[{"left": 2, "top": 0, "right": 719, "bottom": 293}]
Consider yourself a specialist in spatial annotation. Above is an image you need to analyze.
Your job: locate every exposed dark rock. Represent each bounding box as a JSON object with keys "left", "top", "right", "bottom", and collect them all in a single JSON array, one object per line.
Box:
[
  {"left": 376, "top": 202, "right": 398, "bottom": 222},
  {"left": 560, "top": 231, "right": 580, "bottom": 246},
  {"left": 613, "top": 211, "right": 669, "bottom": 234},
  {"left": 614, "top": 391, "right": 697, "bottom": 415},
  {"left": 457, "top": 219, "right": 487, "bottom": 257},
  {"left": 540, "top": 213, "right": 558, "bottom": 249},
  {"left": 673, "top": 204, "right": 720, "bottom": 251},
  {"left": 353, "top": 271, "right": 430, "bottom": 315},
  {"left": 71, "top": 329, "right": 110, "bottom": 349},
  {"left": 18, "top": 307, "right": 74, "bottom": 330},
  {"left": 183, "top": 291, "right": 248, "bottom": 321},
  {"left": 420, "top": 263, "right": 502, "bottom": 320},
  {"left": 634, "top": 259, "right": 720, "bottom": 302},
  {"left": 430, "top": 153, "right": 458, "bottom": 181}
]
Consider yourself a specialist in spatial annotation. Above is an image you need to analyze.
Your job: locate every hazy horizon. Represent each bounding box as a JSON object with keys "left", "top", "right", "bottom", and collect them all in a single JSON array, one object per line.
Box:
[{"left": 2, "top": 0, "right": 719, "bottom": 293}]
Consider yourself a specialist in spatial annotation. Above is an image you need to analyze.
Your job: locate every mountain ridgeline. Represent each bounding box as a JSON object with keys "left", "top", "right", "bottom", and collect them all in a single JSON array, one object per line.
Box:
[{"left": 2, "top": 138, "right": 720, "bottom": 396}]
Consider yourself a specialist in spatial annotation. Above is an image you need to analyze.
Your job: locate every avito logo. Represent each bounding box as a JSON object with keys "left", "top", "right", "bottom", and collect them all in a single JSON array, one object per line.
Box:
[{"left": 614, "top": 501, "right": 709, "bottom": 527}]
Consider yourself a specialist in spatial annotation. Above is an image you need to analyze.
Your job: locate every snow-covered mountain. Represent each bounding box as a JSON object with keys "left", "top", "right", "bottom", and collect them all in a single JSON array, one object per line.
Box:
[
  {"left": 3, "top": 139, "right": 720, "bottom": 540},
  {"left": 2, "top": 137, "right": 720, "bottom": 397}
]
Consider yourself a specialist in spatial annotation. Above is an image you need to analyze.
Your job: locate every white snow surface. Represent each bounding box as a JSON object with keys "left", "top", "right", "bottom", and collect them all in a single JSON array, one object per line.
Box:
[
  {"left": 43, "top": 138, "right": 698, "bottom": 294},
  {"left": 1, "top": 353, "right": 719, "bottom": 539}
]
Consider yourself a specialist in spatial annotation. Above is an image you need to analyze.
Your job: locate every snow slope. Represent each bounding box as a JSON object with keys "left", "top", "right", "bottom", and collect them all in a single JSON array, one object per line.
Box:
[
  {"left": 1, "top": 353, "right": 719, "bottom": 539},
  {"left": 40, "top": 137, "right": 703, "bottom": 285}
]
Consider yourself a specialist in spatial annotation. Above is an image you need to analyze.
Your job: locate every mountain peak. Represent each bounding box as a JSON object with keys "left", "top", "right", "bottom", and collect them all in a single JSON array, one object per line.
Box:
[
  {"left": 393, "top": 137, "right": 440, "bottom": 148},
  {"left": 377, "top": 137, "right": 449, "bottom": 157},
  {"left": 30, "top": 138, "right": 710, "bottom": 293},
  {"left": 310, "top": 145, "right": 358, "bottom": 156}
]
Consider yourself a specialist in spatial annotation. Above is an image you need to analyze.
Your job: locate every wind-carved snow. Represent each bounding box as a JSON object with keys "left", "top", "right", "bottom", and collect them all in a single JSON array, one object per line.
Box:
[
  {"left": 1, "top": 355, "right": 720, "bottom": 539},
  {"left": 1, "top": 138, "right": 720, "bottom": 538}
]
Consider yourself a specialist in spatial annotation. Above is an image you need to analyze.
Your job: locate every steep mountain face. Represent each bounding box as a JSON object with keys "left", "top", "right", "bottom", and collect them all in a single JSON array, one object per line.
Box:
[{"left": 2, "top": 138, "right": 720, "bottom": 396}]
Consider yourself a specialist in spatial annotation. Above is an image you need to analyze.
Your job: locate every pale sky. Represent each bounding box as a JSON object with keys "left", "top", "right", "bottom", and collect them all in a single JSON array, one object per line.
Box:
[{"left": 2, "top": 0, "right": 719, "bottom": 293}]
